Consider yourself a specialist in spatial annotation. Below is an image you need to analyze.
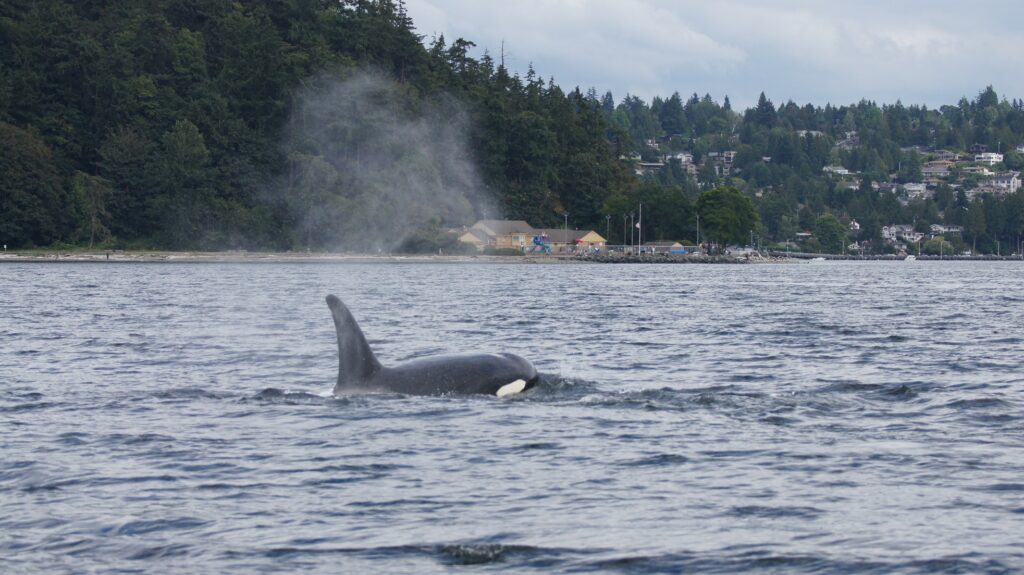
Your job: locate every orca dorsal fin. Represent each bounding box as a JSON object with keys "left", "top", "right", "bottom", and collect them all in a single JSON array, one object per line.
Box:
[{"left": 326, "top": 295, "right": 382, "bottom": 389}]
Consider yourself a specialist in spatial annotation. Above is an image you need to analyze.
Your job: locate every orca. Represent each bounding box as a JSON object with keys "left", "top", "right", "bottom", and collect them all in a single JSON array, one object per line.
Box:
[{"left": 325, "top": 294, "right": 538, "bottom": 396}]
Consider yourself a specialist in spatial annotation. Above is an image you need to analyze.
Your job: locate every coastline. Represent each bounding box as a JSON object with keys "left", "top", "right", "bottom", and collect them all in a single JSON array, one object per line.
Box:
[
  {"left": 0, "top": 250, "right": 588, "bottom": 264},
  {"left": 2, "top": 250, "right": 1020, "bottom": 264}
]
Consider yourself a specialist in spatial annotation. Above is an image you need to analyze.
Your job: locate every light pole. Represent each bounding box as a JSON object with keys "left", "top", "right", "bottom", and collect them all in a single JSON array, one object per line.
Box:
[
  {"left": 696, "top": 212, "right": 700, "bottom": 253},
  {"left": 630, "top": 212, "right": 635, "bottom": 255},
  {"left": 606, "top": 214, "right": 611, "bottom": 248},
  {"left": 563, "top": 212, "right": 569, "bottom": 254},
  {"left": 623, "top": 214, "right": 628, "bottom": 252}
]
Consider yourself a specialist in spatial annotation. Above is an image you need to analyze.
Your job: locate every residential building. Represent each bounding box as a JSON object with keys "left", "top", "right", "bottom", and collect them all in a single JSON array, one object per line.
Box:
[
  {"left": 667, "top": 151, "right": 693, "bottom": 164},
  {"left": 643, "top": 241, "right": 686, "bottom": 254},
  {"left": 966, "top": 184, "right": 1010, "bottom": 200},
  {"left": 465, "top": 220, "right": 536, "bottom": 251},
  {"left": 534, "top": 228, "right": 607, "bottom": 253},
  {"left": 988, "top": 172, "right": 1020, "bottom": 194},
  {"left": 460, "top": 220, "right": 606, "bottom": 254},
  {"left": 921, "top": 160, "right": 954, "bottom": 178},
  {"left": 882, "top": 224, "right": 922, "bottom": 244},
  {"left": 961, "top": 166, "right": 994, "bottom": 177},
  {"left": 457, "top": 228, "right": 491, "bottom": 250},
  {"left": 932, "top": 150, "right": 961, "bottom": 162},
  {"left": 975, "top": 152, "right": 1004, "bottom": 166},
  {"left": 931, "top": 224, "right": 963, "bottom": 235},
  {"left": 636, "top": 162, "right": 665, "bottom": 176},
  {"left": 823, "top": 165, "right": 850, "bottom": 176},
  {"left": 837, "top": 131, "right": 860, "bottom": 150},
  {"left": 903, "top": 183, "right": 931, "bottom": 200}
]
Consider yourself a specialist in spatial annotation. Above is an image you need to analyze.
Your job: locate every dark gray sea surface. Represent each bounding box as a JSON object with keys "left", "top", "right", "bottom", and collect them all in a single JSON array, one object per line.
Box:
[{"left": 2, "top": 261, "right": 1023, "bottom": 574}]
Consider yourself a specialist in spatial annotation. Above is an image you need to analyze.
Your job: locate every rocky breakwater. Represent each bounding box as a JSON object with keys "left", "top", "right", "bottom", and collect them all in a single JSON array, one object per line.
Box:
[{"left": 579, "top": 253, "right": 755, "bottom": 264}]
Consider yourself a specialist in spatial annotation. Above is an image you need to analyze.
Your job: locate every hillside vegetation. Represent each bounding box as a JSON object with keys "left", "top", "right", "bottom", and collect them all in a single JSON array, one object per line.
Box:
[{"left": 2, "top": 0, "right": 1023, "bottom": 254}]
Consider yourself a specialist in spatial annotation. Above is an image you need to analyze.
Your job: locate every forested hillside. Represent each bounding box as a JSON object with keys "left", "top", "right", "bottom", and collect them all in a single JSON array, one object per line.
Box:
[
  {"left": 3, "top": 0, "right": 1024, "bottom": 254},
  {"left": 1, "top": 0, "right": 632, "bottom": 250}
]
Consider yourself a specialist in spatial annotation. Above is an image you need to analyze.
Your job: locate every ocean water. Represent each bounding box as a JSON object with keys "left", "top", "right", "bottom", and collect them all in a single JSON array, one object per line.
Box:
[{"left": 1, "top": 260, "right": 1023, "bottom": 574}]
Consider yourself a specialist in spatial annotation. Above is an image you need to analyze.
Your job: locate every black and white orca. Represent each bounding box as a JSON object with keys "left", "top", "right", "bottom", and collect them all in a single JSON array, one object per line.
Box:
[{"left": 326, "top": 295, "right": 538, "bottom": 396}]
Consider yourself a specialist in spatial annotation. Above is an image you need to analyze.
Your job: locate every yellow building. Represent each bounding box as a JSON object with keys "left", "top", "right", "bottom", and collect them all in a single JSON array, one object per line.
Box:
[
  {"left": 459, "top": 220, "right": 606, "bottom": 253},
  {"left": 461, "top": 220, "right": 535, "bottom": 251},
  {"left": 533, "top": 228, "right": 607, "bottom": 254}
]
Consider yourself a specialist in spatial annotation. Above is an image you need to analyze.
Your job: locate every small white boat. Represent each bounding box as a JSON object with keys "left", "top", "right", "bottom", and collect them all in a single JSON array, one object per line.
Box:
[{"left": 905, "top": 255, "right": 917, "bottom": 261}]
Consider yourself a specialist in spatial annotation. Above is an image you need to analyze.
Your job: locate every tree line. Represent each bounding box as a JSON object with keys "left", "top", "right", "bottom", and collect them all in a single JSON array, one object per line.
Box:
[{"left": 2, "top": 0, "right": 1024, "bottom": 254}]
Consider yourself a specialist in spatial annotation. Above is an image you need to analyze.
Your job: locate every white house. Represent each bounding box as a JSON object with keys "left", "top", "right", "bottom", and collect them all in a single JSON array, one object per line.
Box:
[
  {"left": 975, "top": 152, "right": 1004, "bottom": 166},
  {"left": 667, "top": 151, "right": 693, "bottom": 164},
  {"left": 823, "top": 165, "right": 850, "bottom": 176},
  {"left": 988, "top": 172, "right": 1020, "bottom": 194},
  {"left": 882, "top": 224, "right": 921, "bottom": 244},
  {"left": 903, "top": 183, "right": 930, "bottom": 199},
  {"left": 931, "top": 224, "right": 963, "bottom": 235}
]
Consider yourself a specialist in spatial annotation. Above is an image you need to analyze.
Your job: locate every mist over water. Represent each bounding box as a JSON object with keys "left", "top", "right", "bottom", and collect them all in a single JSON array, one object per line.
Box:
[{"left": 276, "top": 71, "right": 494, "bottom": 251}]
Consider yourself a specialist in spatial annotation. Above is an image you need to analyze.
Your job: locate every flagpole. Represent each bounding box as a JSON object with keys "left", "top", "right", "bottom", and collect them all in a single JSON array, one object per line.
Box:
[{"left": 638, "top": 202, "right": 642, "bottom": 255}]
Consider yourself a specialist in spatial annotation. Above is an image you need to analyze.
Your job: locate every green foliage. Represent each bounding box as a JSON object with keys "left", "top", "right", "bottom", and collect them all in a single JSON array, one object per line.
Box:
[
  {"left": 696, "top": 187, "right": 759, "bottom": 246},
  {"left": 814, "top": 213, "right": 848, "bottom": 254},
  {"left": 0, "top": 122, "right": 68, "bottom": 247}
]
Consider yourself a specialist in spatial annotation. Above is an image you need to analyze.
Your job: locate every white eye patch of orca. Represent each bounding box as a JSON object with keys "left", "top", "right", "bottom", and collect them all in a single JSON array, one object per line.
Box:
[{"left": 496, "top": 379, "right": 527, "bottom": 397}]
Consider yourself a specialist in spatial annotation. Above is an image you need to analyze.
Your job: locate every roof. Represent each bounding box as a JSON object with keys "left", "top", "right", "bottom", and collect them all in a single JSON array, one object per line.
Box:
[
  {"left": 471, "top": 220, "right": 535, "bottom": 236},
  {"left": 534, "top": 229, "right": 606, "bottom": 243},
  {"left": 459, "top": 228, "right": 491, "bottom": 244},
  {"left": 644, "top": 241, "right": 683, "bottom": 247}
]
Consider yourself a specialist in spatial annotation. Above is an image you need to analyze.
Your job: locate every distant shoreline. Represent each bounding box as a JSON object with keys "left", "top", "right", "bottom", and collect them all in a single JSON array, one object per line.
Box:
[
  {"left": 1, "top": 250, "right": 1021, "bottom": 264},
  {"left": 0, "top": 251, "right": 585, "bottom": 264}
]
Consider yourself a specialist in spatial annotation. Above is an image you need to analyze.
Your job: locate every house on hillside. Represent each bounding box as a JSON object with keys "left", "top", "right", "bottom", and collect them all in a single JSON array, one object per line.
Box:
[
  {"left": 636, "top": 162, "right": 665, "bottom": 176},
  {"left": 975, "top": 152, "right": 1004, "bottom": 166},
  {"left": 903, "top": 183, "right": 931, "bottom": 200},
  {"left": 922, "top": 160, "right": 954, "bottom": 178},
  {"left": 883, "top": 224, "right": 922, "bottom": 243},
  {"left": 961, "top": 166, "right": 994, "bottom": 177},
  {"left": 931, "top": 224, "right": 963, "bottom": 235},
  {"left": 989, "top": 172, "right": 1020, "bottom": 194}
]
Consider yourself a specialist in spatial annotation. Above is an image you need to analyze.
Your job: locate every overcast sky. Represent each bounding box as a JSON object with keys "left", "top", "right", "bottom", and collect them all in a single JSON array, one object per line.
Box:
[{"left": 404, "top": 0, "right": 1024, "bottom": 110}]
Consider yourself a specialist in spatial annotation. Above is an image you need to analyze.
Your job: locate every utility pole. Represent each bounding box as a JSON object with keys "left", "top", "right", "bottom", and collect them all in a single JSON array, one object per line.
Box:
[
  {"left": 563, "top": 212, "right": 569, "bottom": 253},
  {"left": 630, "top": 213, "right": 635, "bottom": 254}
]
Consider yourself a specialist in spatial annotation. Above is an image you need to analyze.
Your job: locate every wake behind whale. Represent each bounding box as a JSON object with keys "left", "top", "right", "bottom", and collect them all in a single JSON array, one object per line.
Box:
[{"left": 325, "top": 295, "right": 538, "bottom": 396}]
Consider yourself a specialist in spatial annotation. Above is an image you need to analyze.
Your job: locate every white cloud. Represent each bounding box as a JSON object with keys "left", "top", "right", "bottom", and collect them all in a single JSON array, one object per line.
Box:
[{"left": 404, "top": 0, "right": 1024, "bottom": 108}]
